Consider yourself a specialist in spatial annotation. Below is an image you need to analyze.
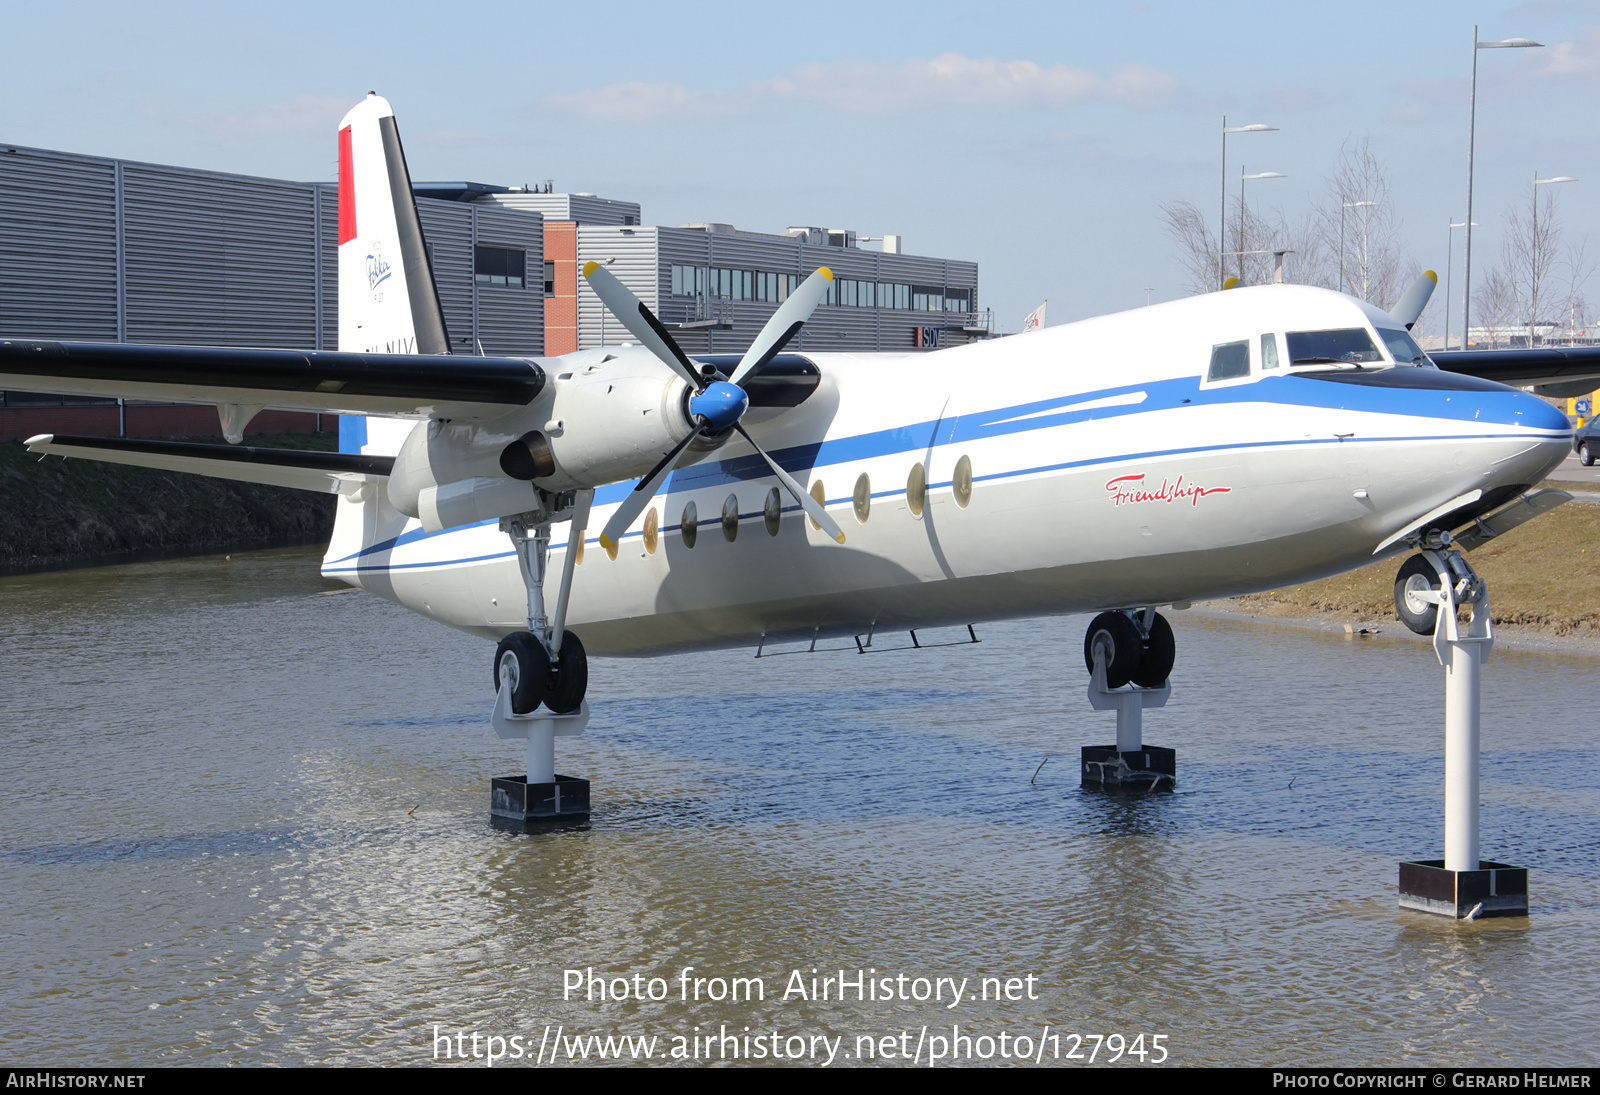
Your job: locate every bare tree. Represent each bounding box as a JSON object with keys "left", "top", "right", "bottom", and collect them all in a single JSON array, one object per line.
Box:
[
  {"left": 1313, "top": 136, "right": 1408, "bottom": 310},
  {"left": 1502, "top": 181, "right": 1565, "bottom": 347},
  {"left": 1558, "top": 236, "right": 1597, "bottom": 345},
  {"left": 1160, "top": 200, "right": 1220, "bottom": 297},
  {"left": 1472, "top": 267, "right": 1516, "bottom": 347}
]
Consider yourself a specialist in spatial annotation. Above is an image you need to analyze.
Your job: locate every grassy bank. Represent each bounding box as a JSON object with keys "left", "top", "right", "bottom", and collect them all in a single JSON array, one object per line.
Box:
[
  {"left": 1232, "top": 484, "right": 1600, "bottom": 635},
  {"left": 0, "top": 434, "right": 337, "bottom": 573}
]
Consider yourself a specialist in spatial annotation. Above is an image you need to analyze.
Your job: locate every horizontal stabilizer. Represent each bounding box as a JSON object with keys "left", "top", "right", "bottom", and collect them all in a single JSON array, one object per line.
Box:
[
  {"left": 24, "top": 434, "right": 395, "bottom": 495},
  {"left": 0, "top": 339, "right": 544, "bottom": 420}
]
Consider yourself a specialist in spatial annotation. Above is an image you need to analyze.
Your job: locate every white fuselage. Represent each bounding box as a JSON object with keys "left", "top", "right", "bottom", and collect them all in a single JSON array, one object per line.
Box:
[{"left": 321, "top": 285, "right": 1571, "bottom": 655}]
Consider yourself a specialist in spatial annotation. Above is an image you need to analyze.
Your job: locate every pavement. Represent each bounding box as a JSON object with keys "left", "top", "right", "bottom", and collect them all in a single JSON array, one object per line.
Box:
[{"left": 1551, "top": 448, "right": 1600, "bottom": 484}]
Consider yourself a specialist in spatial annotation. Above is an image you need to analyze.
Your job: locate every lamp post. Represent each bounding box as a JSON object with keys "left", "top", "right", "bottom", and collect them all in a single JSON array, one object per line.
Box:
[
  {"left": 1444, "top": 218, "right": 1477, "bottom": 350},
  {"left": 1462, "top": 27, "right": 1543, "bottom": 349},
  {"left": 1339, "top": 201, "right": 1376, "bottom": 295},
  {"left": 1239, "top": 169, "right": 1286, "bottom": 285},
  {"left": 1221, "top": 119, "right": 1277, "bottom": 288},
  {"left": 1528, "top": 173, "right": 1578, "bottom": 347}
]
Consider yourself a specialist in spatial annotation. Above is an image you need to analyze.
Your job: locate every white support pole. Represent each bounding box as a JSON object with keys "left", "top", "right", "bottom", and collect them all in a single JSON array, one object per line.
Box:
[
  {"left": 1116, "top": 692, "right": 1143, "bottom": 753},
  {"left": 526, "top": 720, "right": 556, "bottom": 785},
  {"left": 1425, "top": 547, "right": 1493, "bottom": 874},
  {"left": 1443, "top": 639, "right": 1482, "bottom": 872}
]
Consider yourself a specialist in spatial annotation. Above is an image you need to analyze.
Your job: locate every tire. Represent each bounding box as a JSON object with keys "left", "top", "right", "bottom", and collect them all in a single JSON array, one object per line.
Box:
[
  {"left": 546, "top": 631, "right": 588, "bottom": 714},
  {"left": 1582, "top": 442, "right": 1594, "bottom": 467},
  {"left": 494, "top": 631, "right": 550, "bottom": 714},
  {"left": 1131, "top": 613, "right": 1176, "bottom": 688},
  {"left": 1083, "top": 611, "right": 1144, "bottom": 689},
  {"left": 1394, "top": 555, "right": 1442, "bottom": 636}
]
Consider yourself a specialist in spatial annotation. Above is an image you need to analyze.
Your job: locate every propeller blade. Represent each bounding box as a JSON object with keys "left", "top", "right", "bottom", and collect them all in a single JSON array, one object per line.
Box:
[
  {"left": 728, "top": 267, "right": 834, "bottom": 387},
  {"left": 732, "top": 422, "right": 846, "bottom": 544},
  {"left": 582, "top": 261, "right": 702, "bottom": 389},
  {"left": 1390, "top": 270, "right": 1438, "bottom": 330},
  {"left": 597, "top": 427, "right": 703, "bottom": 553}
]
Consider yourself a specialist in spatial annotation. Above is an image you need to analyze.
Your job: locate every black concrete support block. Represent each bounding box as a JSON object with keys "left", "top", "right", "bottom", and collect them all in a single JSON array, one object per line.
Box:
[
  {"left": 1080, "top": 745, "right": 1175, "bottom": 791},
  {"left": 491, "top": 774, "right": 591, "bottom": 821},
  {"left": 1398, "top": 859, "right": 1528, "bottom": 919}
]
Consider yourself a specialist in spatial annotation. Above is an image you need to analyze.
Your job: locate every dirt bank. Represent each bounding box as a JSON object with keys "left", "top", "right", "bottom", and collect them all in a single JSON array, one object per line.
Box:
[{"left": 0, "top": 435, "right": 337, "bottom": 573}]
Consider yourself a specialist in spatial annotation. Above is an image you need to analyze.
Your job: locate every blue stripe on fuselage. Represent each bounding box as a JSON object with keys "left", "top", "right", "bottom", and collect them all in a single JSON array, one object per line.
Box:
[{"left": 327, "top": 369, "right": 1564, "bottom": 565}]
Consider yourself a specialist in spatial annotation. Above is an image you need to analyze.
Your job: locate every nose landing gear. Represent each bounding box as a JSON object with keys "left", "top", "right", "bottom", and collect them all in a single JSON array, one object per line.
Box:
[{"left": 1079, "top": 609, "right": 1177, "bottom": 791}]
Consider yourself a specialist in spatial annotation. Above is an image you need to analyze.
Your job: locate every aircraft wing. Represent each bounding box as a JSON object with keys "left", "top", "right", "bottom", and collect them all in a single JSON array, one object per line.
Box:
[
  {"left": 1432, "top": 346, "right": 1600, "bottom": 394},
  {"left": 24, "top": 434, "right": 394, "bottom": 495},
  {"left": 0, "top": 339, "right": 545, "bottom": 420}
]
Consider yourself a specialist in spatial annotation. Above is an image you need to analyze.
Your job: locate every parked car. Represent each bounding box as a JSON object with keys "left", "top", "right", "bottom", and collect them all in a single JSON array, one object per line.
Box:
[{"left": 1576, "top": 418, "right": 1600, "bottom": 465}]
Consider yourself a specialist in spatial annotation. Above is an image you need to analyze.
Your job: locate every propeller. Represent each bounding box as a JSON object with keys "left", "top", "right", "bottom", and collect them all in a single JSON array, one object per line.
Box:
[
  {"left": 582, "top": 263, "right": 846, "bottom": 551},
  {"left": 1389, "top": 270, "right": 1437, "bottom": 330}
]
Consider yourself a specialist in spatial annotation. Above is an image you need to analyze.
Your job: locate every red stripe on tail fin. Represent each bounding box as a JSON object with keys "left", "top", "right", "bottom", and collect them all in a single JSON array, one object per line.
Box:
[{"left": 337, "top": 126, "right": 356, "bottom": 244}]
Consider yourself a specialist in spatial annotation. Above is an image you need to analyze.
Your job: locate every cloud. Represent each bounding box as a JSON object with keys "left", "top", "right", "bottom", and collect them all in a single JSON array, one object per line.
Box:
[
  {"left": 544, "top": 54, "right": 1179, "bottom": 121},
  {"left": 1537, "top": 26, "right": 1600, "bottom": 81},
  {"left": 157, "top": 94, "right": 352, "bottom": 137}
]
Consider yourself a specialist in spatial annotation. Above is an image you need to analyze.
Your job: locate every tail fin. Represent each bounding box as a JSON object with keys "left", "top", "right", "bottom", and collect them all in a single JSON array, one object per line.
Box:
[{"left": 336, "top": 93, "right": 450, "bottom": 356}]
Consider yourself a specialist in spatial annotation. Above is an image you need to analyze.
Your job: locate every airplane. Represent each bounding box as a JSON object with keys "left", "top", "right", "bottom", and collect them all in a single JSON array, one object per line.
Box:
[{"left": 4, "top": 93, "right": 1598, "bottom": 742}]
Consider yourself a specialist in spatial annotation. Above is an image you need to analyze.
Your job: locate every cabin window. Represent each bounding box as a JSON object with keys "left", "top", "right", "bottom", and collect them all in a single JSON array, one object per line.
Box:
[
  {"left": 1207, "top": 340, "right": 1251, "bottom": 381},
  {"left": 722, "top": 494, "right": 740, "bottom": 542},
  {"left": 1286, "top": 328, "right": 1382, "bottom": 366},
  {"left": 808, "top": 481, "right": 826, "bottom": 531},
  {"left": 953, "top": 455, "right": 973, "bottom": 508},
  {"left": 1376, "top": 327, "right": 1429, "bottom": 366},
  {"left": 681, "top": 501, "right": 698, "bottom": 548},
  {"left": 907, "top": 462, "right": 927, "bottom": 517},
  {"left": 1261, "top": 333, "right": 1280, "bottom": 370},
  {"left": 643, "top": 507, "right": 659, "bottom": 554},
  {"left": 764, "top": 488, "right": 782, "bottom": 536},
  {"left": 853, "top": 473, "right": 872, "bottom": 523}
]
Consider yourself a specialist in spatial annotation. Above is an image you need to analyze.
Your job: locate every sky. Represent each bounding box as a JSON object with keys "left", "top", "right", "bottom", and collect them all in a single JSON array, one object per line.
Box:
[{"left": 4, "top": 0, "right": 1599, "bottom": 333}]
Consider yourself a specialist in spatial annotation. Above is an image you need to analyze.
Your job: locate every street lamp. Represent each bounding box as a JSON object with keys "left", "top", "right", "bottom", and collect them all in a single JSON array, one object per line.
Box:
[
  {"left": 1462, "top": 27, "right": 1543, "bottom": 349},
  {"left": 1221, "top": 119, "right": 1277, "bottom": 288},
  {"left": 1527, "top": 173, "right": 1578, "bottom": 347},
  {"left": 1239, "top": 169, "right": 1286, "bottom": 285},
  {"left": 1339, "top": 201, "right": 1376, "bottom": 296},
  {"left": 1444, "top": 218, "right": 1477, "bottom": 350}
]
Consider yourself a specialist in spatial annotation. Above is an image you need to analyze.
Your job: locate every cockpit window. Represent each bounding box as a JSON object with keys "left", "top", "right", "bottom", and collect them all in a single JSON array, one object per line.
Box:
[
  {"left": 1286, "top": 328, "right": 1383, "bottom": 366},
  {"left": 1207, "top": 340, "right": 1251, "bottom": 381},
  {"left": 1376, "top": 327, "right": 1429, "bottom": 366},
  {"left": 1261, "top": 333, "right": 1280, "bottom": 370}
]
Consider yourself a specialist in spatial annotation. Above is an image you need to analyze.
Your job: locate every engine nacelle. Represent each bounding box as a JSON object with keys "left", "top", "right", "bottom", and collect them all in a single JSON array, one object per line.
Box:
[{"left": 386, "top": 348, "right": 696, "bottom": 531}]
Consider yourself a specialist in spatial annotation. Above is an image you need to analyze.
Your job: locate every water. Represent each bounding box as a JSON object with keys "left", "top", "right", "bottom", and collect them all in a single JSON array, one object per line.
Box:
[{"left": 1, "top": 545, "right": 1597, "bottom": 1067}]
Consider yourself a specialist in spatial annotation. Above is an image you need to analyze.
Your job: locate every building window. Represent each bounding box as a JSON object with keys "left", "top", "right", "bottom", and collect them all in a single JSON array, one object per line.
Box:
[
  {"left": 474, "top": 245, "right": 525, "bottom": 288},
  {"left": 943, "top": 288, "right": 970, "bottom": 313},
  {"left": 912, "top": 285, "right": 944, "bottom": 312}
]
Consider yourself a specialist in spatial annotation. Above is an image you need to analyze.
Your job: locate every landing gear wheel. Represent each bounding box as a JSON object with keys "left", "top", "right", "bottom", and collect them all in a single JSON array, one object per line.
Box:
[
  {"left": 1083, "top": 612, "right": 1144, "bottom": 689},
  {"left": 494, "top": 631, "right": 550, "bottom": 714},
  {"left": 546, "top": 631, "right": 588, "bottom": 714},
  {"left": 1582, "top": 442, "right": 1594, "bottom": 467},
  {"left": 1394, "top": 555, "right": 1442, "bottom": 636},
  {"left": 1131, "top": 613, "right": 1176, "bottom": 688}
]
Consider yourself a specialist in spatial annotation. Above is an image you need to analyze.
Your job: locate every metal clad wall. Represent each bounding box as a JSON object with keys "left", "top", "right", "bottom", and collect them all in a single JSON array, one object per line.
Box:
[
  {"left": 122, "top": 164, "right": 318, "bottom": 347},
  {"left": 318, "top": 186, "right": 337, "bottom": 350},
  {"left": 576, "top": 226, "right": 659, "bottom": 349},
  {"left": 486, "top": 192, "right": 640, "bottom": 226},
  {"left": 0, "top": 147, "right": 119, "bottom": 340},
  {"left": 417, "top": 201, "right": 473, "bottom": 353},
  {"left": 472, "top": 204, "right": 544, "bottom": 356}
]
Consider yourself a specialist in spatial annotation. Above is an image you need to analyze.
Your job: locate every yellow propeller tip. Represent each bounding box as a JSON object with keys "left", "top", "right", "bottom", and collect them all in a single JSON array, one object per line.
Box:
[
  {"left": 834, "top": 532, "right": 846, "bottom": 544},
  {"left": 1424, "top": 270, "right": 1438, "bottom": 283},
  {"left": 1222, "top": 276, "right": 1240, "bottom": 291},
  {"left": 598, "top": 533, "right": 615, "bottom": 551},
  {"left": 818, "top": 267, "right": 834, "bottom": 282},
  {"left": 582, "top": 261, "right": 599, "bottom": 277}
]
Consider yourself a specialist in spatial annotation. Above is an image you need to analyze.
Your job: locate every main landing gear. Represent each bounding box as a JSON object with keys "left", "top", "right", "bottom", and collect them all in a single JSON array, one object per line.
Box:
[
  {"left": 1079, "top": 609, "right": 1177, "bottom": 791},
  {"left": 488, "top": 491, "right": 597, "bottom": 825}
]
